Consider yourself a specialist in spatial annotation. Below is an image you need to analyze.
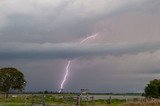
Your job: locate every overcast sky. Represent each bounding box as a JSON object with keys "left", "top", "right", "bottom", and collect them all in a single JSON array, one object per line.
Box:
[{"left": 1, "top": 0, "right": 160, "bottom": 93}]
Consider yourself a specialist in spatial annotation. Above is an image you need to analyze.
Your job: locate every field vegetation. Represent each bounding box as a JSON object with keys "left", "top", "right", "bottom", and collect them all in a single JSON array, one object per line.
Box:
[
  {"left": 0, "top": 93, "right": 126, "bottom": 106},
  {"left": 1, "top": 93, "right": 160, "bottom": 106},
  {"left": 123, "top": 99, "right": 160, "bottom": 106}
]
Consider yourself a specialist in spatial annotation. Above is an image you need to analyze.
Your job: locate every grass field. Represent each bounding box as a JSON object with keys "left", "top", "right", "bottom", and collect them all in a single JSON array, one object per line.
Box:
[
  {"left": 122, "top": 99, "right": 160, "bottom": 106},
  {"left": 1, "top": 93, "right": 158, "bottom": 106},
  {"left": 2, "top": 100, "right": 160, "bottom": 106},
  {"left": 0, "top": 103, "right": 31, "bottom": 106},
  {"left": 0, "top": 93, "right": 126, "bottom": 106}
]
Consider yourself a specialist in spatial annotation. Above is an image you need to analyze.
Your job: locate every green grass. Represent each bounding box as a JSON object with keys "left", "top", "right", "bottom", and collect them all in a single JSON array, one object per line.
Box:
[
  {"left": 0, "top": 103, "right": 31, "bottom": 106},
  {"left": 0, "top": 94, "right": 125, "bottom": 106}
]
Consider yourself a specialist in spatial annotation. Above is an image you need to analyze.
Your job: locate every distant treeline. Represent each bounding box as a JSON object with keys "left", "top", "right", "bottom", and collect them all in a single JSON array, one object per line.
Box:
[{"left": 6, "top": 90, "right": 142, "bottom": 96}]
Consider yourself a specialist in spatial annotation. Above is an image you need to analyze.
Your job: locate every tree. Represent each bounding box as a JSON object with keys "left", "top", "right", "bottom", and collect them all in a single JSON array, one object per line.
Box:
[
  {"left": 0, "top": 67, "right": 26, "bottom": 98},
  {"left": 144, "top": 79, "right": 160, "bottom": 98}
]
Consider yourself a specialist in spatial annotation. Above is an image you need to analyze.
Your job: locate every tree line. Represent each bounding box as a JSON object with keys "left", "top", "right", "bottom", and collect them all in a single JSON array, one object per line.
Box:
[{"left": 0, "top": 67, "right": 160, "bottom": 98}]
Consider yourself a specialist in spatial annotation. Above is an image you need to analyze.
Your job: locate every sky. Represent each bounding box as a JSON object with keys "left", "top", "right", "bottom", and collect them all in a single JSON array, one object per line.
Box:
[{"left": 0, "top": 0, "right": 160, "bottom": 93}]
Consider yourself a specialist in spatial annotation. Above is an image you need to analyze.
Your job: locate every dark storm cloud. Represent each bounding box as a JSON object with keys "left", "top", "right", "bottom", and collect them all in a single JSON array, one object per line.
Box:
[
  {"left": 1, "top": 42, "right": 160, "bottom": 60},
  {"left": 0, "top": 0, "right": 149, "bottom": 43},
  {"left": 1, "top": 0, "right": 159, "bottom": 93}
]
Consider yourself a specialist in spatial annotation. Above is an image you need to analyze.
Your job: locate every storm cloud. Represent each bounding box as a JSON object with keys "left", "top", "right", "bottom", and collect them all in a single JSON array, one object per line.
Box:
[
  {"left": 0, "top": 0, "right": 149, "bottom": 43},
  {"left": 0, "top": 0, "right": 160, "bottom": 92},
  {"left": 1, "top": 42, "right": 160, "bottom": 60}
]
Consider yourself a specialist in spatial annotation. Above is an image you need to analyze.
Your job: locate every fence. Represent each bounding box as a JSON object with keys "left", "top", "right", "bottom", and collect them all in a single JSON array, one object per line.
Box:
[{"left": 0, "top": 93, "right": 145, "bottom": 106}]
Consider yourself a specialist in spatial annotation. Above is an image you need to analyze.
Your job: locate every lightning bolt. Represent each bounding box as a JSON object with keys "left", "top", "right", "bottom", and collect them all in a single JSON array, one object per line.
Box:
[
  {"left": 59, "top": 33, "right": 98, "bottom": 93},
  {"left": 59, "top": 60, "right": 71, "bottom": 93},
  {"left": 80, "top": 34, "right": 98, "bottom": 44}
]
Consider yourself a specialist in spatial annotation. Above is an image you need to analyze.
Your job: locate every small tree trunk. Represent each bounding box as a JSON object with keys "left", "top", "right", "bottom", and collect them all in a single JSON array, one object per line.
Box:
[{"left": 5, "top": 91, "right": 9, "bottom": 99}]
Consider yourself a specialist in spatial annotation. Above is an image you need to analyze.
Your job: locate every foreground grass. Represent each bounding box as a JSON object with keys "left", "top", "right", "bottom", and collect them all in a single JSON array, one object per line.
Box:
[
  {"left": 0, "top": 103, "right": 31, "bottom": 106},
  {"left": 122, "top": 99, "right": 160, "bottom": 106},
  {"left": 0, "top": 94, "right": 128, "bottom": 106},
  {"left": 5, "top": 98, "right": 160, "bottom": 106}
]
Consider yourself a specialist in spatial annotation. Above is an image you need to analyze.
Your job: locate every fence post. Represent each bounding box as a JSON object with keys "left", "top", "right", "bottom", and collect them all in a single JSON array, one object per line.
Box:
[
  {"left": 108, "top": 96, "right": 111, "bottom": 104},
  {"left": 31, "top": 94, "right": 33, "bottom": 106},
  {"left": 91, "top": 96, "right": 95, "bottom": 104},
  {"left": 42, "top": 94, "right": 45, "bottom": 106},
  {"left": 77, "top": 95, "right": 81, "bottom": 106}
]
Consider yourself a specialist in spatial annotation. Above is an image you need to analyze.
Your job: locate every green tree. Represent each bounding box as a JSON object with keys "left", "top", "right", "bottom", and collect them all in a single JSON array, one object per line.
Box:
[
  {"left": 144, "top": 79, "right": 160, "bottom": 98},
  {"left": 0, "top": 67, "right": 26, "bottom": 98}
]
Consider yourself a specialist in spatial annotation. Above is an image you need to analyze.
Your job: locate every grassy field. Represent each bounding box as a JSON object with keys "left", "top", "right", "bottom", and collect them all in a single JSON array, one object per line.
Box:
[
  {"left": 2, "top": 99, "right": 160, "bottom": 106},
  {"left": 0, "top": 93, "right": 126, "bottom": 106},
  {"left": 1, "top": 93, "right": 159, "bottom": 106},
  {"left": 3, "top": 94, "right": 160, "bottom": 106},
  {"left": 0, "top": 103, "right": 31, "bottom": 106},
  {"left": 122, "top": 99, "right": 160, "bottom": 106}
]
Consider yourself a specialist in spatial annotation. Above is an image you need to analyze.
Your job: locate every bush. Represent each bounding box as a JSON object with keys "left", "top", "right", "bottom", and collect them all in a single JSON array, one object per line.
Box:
[{"left": 144, "top": 79, "right": 160, "bottom": 98}]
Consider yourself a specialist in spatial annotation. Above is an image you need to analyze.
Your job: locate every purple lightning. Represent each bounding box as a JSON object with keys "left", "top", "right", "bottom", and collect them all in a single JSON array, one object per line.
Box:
[
  {"left": 59, "top": 33, "right": 98, "bottom": 93},
  {"left": 80, "top": 34, "right": 98, "bottom": 44}
]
